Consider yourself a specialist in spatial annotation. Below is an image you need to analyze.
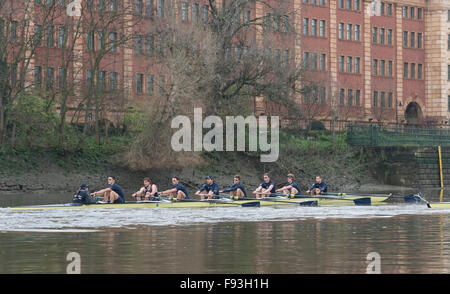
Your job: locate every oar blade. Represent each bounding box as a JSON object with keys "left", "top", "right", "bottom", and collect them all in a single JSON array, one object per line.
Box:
[
  {"left": 241, "top": 201, "right": 260, "bottom": 207},
  {"left": 299, "top": 200, "right": 318, "bottom": 207},
  {"left": 353, "top": 197, "right": 371, "bottom": 206}
]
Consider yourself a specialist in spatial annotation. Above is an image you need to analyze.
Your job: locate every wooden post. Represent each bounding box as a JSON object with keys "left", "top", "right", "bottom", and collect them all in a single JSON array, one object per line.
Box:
[{"left": 438, "top": 146, "right": 444, "bottom": 189}]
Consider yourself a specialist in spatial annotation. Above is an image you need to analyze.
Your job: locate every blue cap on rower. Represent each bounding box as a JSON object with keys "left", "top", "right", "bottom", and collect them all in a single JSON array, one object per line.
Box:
[
  {"left": 80, "top": 184, "right": 89, "bottom": 189},
  {"left": 206, "top": 176, "right": 214, "bottom": 180}
]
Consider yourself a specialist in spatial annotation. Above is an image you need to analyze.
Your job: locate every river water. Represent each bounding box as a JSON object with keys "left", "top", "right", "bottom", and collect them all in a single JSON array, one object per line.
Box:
[{"left": 1, "top": 189, "right": 450, "bottom": 274}]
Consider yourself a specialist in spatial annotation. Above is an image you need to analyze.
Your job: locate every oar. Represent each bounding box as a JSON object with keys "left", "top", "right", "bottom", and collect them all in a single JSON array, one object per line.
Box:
[
  {"left": 216, "top": 193, "right": 314, "bottom": 206},
  {"left": 173, "top": 197, "right": 260, "bottom": 207},
  {"left": 268, "top": 193, "right": 372, "bottom": 206},
  {"left": 326, "top": 192, "right": 392, "bottom": 198}
]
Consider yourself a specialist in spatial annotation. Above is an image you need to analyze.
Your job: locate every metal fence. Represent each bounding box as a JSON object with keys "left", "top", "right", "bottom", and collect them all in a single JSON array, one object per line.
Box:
[{"left": 346, "top": 124, "right": 450, "bottom": 147}]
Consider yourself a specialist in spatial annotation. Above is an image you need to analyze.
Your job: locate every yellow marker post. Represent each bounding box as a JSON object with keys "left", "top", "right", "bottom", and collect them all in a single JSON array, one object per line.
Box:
[{"left": 438, "top": 146, "right": 444, "bottom": 189}]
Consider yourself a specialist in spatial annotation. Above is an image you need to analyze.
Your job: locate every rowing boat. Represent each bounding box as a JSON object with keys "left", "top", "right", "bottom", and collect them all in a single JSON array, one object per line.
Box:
[
  {"left": 426, "top": 202, "right": 450, "bottom": 209},
  {"left": 9, "top": 194, "right": 391, "bottom": 210}
]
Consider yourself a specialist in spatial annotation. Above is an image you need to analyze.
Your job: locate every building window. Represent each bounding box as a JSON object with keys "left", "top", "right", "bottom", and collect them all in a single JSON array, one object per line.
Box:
[
  {"left": 182, "top": 2, "right": 188, "bottom": 21},
  {"left": 411, "top": 63, "right": 415, "bottom": 79},
  {"left": 354, "top": 24, "right": 360, "bottom": 41},
  {"left": 136, "top": 73, "right": 144, "bottom": 93},
  {"left": 46, "top": 25, "right": 54, "bottom": 47},
  {"left": 373, "top": 91, "right": 378, "bottom": 107},
  {"left": 338, "top": 22, "right": 343, "bottom": 39},
  {"left": 355, "top": 57, "right": 360, "bottom": 74},
  {"left": 158, "top": 0, "right": 164, "bottom": 17},
  {"left": 192, "top": 4, "right": 199, "bottom": 22},
  {"left": 348, "top": 89, "right": 353, "bottom": 106},
  {"left": 202, "top": 5, "right": 208, "bottom": 22},
  {"left": 319, "top": 20, "right": 325, "bottom": 37},
  {"left": 354, "top": 0, "right": 359, "bottom": 11},
  {"left": 380, "top": 60, "right": 385, "bottom": 76},
  {"left": 380, "top": 92, "right": 385, "bottom": 108},
  {"left": 338, "top": 0, "right": 343, "bottom": 9},
  {"left": 372, "top": 27, "right": 377, "bottom": 43},
  {"left": 147, "top": 0, "right": 154, "bottom": 16},
  {"left": 303, "top": 18, "right": 309, "bottom": 35},
  {"left": 86, "top": 70, "right": 92, "bottom": 88},
  {"left": 147, "top": 74, "right": 154, "bottom": 93},
  {"left": 110, "top": 72, "right": 118, "bottom": 91},
  {"left": 448, "top": 95, "right": 450, "bottom": 111},
  {"left": 46, "top": 67, "right": 54, "bottom": 90},
  {"left": 356, "top": 90, "right": 360, "bottom": 106},
  {"left": 320, "top": 53, "right": 326, "bottom": 70},
  {"left": 58, "top": 26, "right": 65, "bottom": 48},
  {"left": 418, "top": 33, "right": 422, "bottom": 49},
  {"left": 110, "top": 32, "right": 117, "bottom": 52},
  {"left": 339, "top": 56, "right": 344, "bottom": 72},
  {"left": 418, "top": 8, "right": 422, "bottom": 19},
  {"left": 311, "top": 19, "right": 317, "bottom": 36},
  {"left": 98, "top": 71, "right": 106, "bottom": 90},
  {"left": 387, "top": 3, "right": 392, "bottom": 16},
  {"left": 410, "top": 7, "right": 414, "bottom": 19},
  {"left": 346, "top": 24, "right": 352, "bottom": 40},
  {"left": 274, "top": 49, "right": 281, "bottom": 66},
  {"left": 387, "top": 29, "right": 392, "bottom": 45},
  {"left": 320, "top": 86, "right": 326, "bottom": 104},
  {"left": 380, "top": 2, "right": 384, "bottom": 15},
  {"left": 403, "top": 31, "right": 408, "bottom": 47},
  {"left": 404, "top": 62, "right": 409, "bottom": 78},
  {"left": 418, "top": 64, "right": 422, "bottom": 79},
  {"left": 136, "top": 0, "right": 143, "bottom": 15},
  {"left": 373, "top": 59, "right": 378, "bottom": 75},
  {"left": 388, "top": 60, "right": 392, "bottom": 77},
  {"left": 380, "top": 28, "right": 385, "bottom": 45},
  {"left": 347, "top": 56, "right": 352, "bottom": 73},
  {"left": 147, "top": 35, "right": 154, "bottom": 55},
  {"left": 302, "top": 53, "right": 309, "bottom": 68},
  {"left": 34, "top": 66, "right": 42, "bottom": 88},
  {"left": 34, "top": 24, "right": 42, "bottom": 46},
  {"left": 402, "top": 6, "right": 407, "bottom": 18},
  {"left": 136, "top": 35, "right": 143, "bottom": 54},
  {"left": 410, "top": 32, "right": 415, "bottom": 48},
  {"left": 340, "top": 89, "right": 345, "bottom": 105},
  {"left": 284, "top": 50, "right": 290, "bottom": 67},
  {"left": 388, "top": 92, "right": 393, "bottom": 108},
  {"left": 346, "top": 0, "right": 351, "bottom": 10}
]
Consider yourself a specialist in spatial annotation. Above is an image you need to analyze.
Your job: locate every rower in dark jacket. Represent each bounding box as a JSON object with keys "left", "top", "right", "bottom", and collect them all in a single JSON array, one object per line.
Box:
[
  {"left": 196, "top": 176, "right": 220, "bottom": 200},
  {"left": 72, "top": 184, "right": 93, "bottom": 205},
  {"left": 221, "top": 175, "right": 247, "bottom": 200},
  {"left": 306, "top": 176, "right": 327, "bottom": 195}
]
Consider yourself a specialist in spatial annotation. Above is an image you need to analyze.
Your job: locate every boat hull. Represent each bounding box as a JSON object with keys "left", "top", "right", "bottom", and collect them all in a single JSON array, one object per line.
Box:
[
  {"left": 426, "top": 202, "right": 450, "bottom": 209},
  {"left": 9, "top": 195, "right": 390, "bottom": 210}
]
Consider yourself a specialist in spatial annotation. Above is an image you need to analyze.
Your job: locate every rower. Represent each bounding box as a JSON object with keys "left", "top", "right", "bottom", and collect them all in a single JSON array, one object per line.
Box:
[
  {"left": 195, "top": 176, "right": 220, "bottom": 200},
  {"left": 276, "top": 174, "right": 301, "bottom": 198},
  {"left": 305, "top": 176, "right": 327, "bottom": 195},
  {"left": 160, "top": 176, "right": 189, "bottom": 200},
  {"left": 253, "top": 173, "right": 276, "bottom": 198},
  {"left": 72, "top": 184, "right": 93, "bottom": 204},
  {"left": 132, "top": 177, "right": 158, "bottom": 201},
  {"left": 90, "top": 176, "right": 126, "bottom": 204},
  {"left": 220, "top": 175, "right": 247, "bottom": 200}
]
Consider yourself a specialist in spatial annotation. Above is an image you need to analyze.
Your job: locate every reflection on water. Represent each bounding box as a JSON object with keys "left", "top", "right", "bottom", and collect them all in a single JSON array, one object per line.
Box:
[{"left": 1, "top": 188, "right": 450, "bottom": 273}]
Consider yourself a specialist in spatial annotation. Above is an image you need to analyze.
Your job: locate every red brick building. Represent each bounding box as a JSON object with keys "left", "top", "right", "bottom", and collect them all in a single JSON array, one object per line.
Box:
[{"left": 2, "top": 0, "right": 450, "bottom": 128}]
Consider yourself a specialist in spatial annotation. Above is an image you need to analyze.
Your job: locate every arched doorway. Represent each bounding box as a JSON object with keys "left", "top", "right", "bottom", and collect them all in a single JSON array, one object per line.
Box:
[{"left": 404, "top": 102, "right": 422, "bottom": 125}]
